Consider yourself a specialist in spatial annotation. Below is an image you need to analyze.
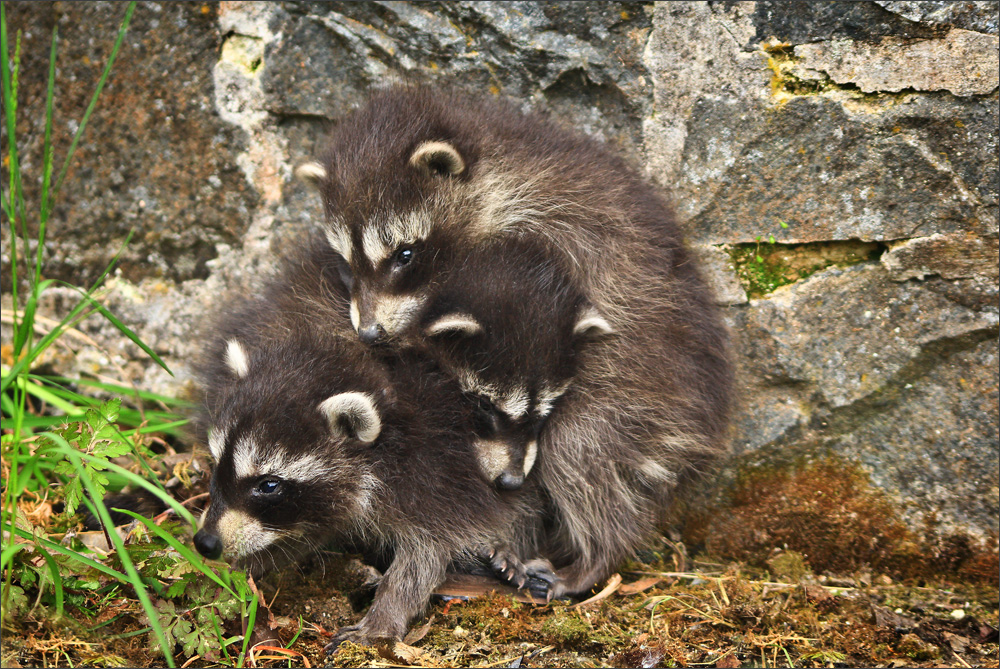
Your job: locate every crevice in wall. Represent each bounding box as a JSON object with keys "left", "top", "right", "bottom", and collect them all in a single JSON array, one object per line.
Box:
[{"left": 723, "top": 239, "right": 886, "bottom": 298}]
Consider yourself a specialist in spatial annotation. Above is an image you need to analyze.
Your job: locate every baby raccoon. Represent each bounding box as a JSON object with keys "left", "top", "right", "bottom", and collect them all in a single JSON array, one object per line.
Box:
[
  {"left": 297, "top": 85, "right": 733, "bottom": 600},
  {"left": 416, "top": 237, "right": 612, "bottom": 491},
  {"left": 194, "top": 329, "right": 551, "bottom": 648}
]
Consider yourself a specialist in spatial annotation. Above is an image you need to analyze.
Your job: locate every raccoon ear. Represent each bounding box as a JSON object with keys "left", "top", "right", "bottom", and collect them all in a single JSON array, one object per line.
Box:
[
  {"left": 573, "top": 306, "right": 615, "bottom": 339},
  {"left": 224, "top": 339, "right": 250, "bottom": 378},
  {"left": 424, "top": 312, "right": 484, "bottom": 338},
  {"left": 410, "top": 141, "right": 465, "bottom": 177},
  {"left": 294, "top": 161, "right": 327, "bottom": 189},
  {"left": 319, "top": 392, "right": 382, "bottom": 443}
]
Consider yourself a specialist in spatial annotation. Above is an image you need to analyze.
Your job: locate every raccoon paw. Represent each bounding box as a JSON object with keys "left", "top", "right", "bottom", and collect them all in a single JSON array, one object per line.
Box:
[
  {"left": 324, "top": 624, "right": 378, "bottom": 653},
  {"left": 485, "top": 547, "right": 561, "bottom": 600},
  {"left": 521, "top": 558, "right": 562, "bottom": 602}
]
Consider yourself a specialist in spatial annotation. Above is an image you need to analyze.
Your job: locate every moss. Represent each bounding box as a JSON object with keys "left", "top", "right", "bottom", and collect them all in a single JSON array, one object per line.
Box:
[
  {"left": 540, "top": 612, "right": 593, "bottom": 646},
  {"left": 728, "top": 240, "right": 882, "bottom": 298},
  {"left": 686, "top": 456, "right": 999, "bottom": 586},
  {"left": 764, "top": 44, "right": 901, "bottom": 107},
  {"left": 329, "top": 641, "right": 381, "bottom": 667},
  {"left": 767, "top": 550, "right": 811, "bottom": 582}
]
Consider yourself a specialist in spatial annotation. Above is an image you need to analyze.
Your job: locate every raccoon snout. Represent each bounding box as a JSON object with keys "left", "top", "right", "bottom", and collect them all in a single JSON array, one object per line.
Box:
[
  {"left": 495, "top": 472, "right": 525, "bottom": 491},
  {"left": 193, "top": 528, "right": 224, "bottom": 560},
  {"left": 358, "top": 324, "right": 387, "bottom": 344}
]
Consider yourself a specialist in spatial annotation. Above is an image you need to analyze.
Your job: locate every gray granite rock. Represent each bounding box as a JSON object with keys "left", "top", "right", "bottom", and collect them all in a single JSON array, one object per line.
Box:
[
  {"left": 1, "top": 2, "right": 258, "bottom": 289},
  {"left": 826, "top": 337, "right": 999, "bottom": 534},
  {"left": 732, "top": 263, "right": 998, "bottom": 410},
  {"left": 875, "top": 1, "right": 1000, "bottom": 34},
  {"left": 678, "top": 95, "right": 993, "bottom": 244},
  {"left": 793, "top": 29, "right": 999, "bottom": 96}
]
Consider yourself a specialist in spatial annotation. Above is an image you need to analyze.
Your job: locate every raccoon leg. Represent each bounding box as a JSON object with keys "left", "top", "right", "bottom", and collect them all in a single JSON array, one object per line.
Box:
[
  {"left": 481, "top": 545, "right": 561, "bottom": 599},
  {"left": 325, "top": 539, "right": 450, "bottom": 652}
]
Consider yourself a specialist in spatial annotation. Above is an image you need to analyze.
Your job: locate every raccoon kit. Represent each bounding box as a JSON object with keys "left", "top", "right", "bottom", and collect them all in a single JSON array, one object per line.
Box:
[
  {"left": 196, "top": 330, "right": 554, "bottom": 647},
  {"left": 416, "top": 236, "right": 612, "bottom": 490},
  {"left": 298, "top": 85, "right": 734, "bottom": 599},
  {"left": 194, "top": 236, "right": 555, "bottom": 647}
]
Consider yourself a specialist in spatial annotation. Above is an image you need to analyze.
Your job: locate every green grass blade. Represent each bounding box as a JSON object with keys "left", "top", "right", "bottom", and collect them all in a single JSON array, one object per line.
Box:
[
  {"left": 238, "top": 588, "right": 260, "bottom": 668},
  {"left": 12, "top": 279, "right": 56, "bottom": 356},
  {"left": 11, "top": 374, "right": 85, "bottom": 416},
  {"left": 37, "top": 22, "right": 58, "bottom": 260},
  {"left": 0, "top": 304, "right": 97, "bottom": 394},
  {"left": 0, "top": 543, "right": 28, "bottom": 573},
  {"left": 45, "top": 375, "right": 194, "bottom": 408},
  {"left": 51, "top": 1, "right": 136, "bottom": 201},
  {"left": 33, "top": 541, "right": 65, "bottom": 618},
  {"left": 1, "top": 10, "right": 28, "bottom": 233},
  {"left": 64, "top": 451, "right": 197, "bottom": 528},
  {"left": 0, "top": 232, "right": 134, "bottom": 394},
  {"left": 1, "top": 3, "right": 23, "bottom": 342}
]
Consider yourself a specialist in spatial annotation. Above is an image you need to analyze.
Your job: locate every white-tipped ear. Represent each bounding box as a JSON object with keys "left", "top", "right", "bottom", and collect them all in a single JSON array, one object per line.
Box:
[
  {"left": 225, "top": 339, "right": 250, "bottom": 378},
  {"left": 319, "top": 392, "right": 382, "bottom": 443},
  {"left": 424, "top": 313, "right": 483, "bottom": 337},
  {"left": 294, "top": 161, "right": 327, "bottom": 189},
  {"left": 409, "top": 141, "right": 465, "bottom": 176},
  {"left": 573, "top": 307, "right": 615, "bottom": 338}
]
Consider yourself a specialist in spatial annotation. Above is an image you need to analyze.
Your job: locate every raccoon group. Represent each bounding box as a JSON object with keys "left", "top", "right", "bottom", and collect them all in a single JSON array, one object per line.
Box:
[{"left": 192, "top": 86, "right": 733, "bottom": 650}]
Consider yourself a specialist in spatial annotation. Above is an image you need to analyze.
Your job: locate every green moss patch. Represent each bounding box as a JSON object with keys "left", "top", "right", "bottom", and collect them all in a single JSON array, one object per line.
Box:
[{"left": 729, "top": 240, "right": 883, "bottom": 298}]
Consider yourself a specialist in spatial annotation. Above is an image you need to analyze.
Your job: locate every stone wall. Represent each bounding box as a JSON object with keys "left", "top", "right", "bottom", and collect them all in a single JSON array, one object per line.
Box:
[{"left": 2, "top": 1, "right": 997, "bottom": 537}]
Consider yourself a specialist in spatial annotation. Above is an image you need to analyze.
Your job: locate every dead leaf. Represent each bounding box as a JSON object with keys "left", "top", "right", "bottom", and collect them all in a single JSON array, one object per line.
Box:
[
  {"left": 619, "top": 577, "right": 662, "bottom": 595},
  {"left": 715, "top": 652, "right": 741, "bottom": 668},
  {"left": 403, "top": 615, "right": 435, "bottom": 645},
  {"left": 611, "top": 644, "right": 666, "bottom": 668},
  {"left": 250, "top": 646, "right": 311, "bottom": 668},
  {"left": 802, "top": 584, "right": 834, "bottom": 605},
  {"left": 943, "top": 631, "right": 969, "bottom": 654},
  {"left": 389, "top": 641, "right": 425, "bottom": 664}
]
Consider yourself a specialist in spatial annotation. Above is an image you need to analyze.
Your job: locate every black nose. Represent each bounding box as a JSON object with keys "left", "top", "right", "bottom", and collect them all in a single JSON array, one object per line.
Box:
[
  {"left": 495, "top": 472, "right": 524, "bottom": 491},
  {"left": 358, "top": 324, "right": 386, "bottom": 344},
  {"left": 193, "top": 529, "right": 223, "bottom": 559}
]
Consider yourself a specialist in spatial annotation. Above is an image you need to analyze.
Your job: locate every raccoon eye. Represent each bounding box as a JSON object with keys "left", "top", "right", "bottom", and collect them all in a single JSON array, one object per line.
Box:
[
  {"left": 253, "top": 478, "right": 284, "bottom": 498},
  {"left": 472, "top": 396, "right": 501, "bottom": 435},
  {"left": 393, "top": 246, "right": 414, "bottom": 268},
  {"left": 337, "top": 259, "right": 354, "bottom": 292}
]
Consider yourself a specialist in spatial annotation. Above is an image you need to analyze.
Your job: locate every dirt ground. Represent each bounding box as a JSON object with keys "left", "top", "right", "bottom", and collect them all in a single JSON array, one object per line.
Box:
[{"left": 4, "top": 541, "right": 996, "bottom": 669}]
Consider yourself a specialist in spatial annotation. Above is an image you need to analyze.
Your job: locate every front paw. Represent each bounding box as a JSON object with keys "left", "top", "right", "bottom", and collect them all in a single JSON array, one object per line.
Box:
[
  {"left": 521, "top": 558, "right": 562, "bottom": 601},
  {"left": 484, "top": 546, "right": 563, "bottom": 601},
  {"left": 324, "top": 624, "right": 364, "bottom": 654},
  {"left": 324, "top": 622, "right": 404, "bottom": 655}
]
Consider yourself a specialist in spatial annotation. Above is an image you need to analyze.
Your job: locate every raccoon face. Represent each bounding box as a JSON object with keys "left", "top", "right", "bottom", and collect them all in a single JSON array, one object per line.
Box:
[
  {"left": 297, "top": 141, "right": 468, "bottom": 345},
  {"left": 427, "top": 308, "right": 612, "bottom": 491},
  {"left": 465, "top": 382, "right": 570, "bottom": 490},
  {"left": 194, "top": 339, "right": 382, "bottom": 568}
]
